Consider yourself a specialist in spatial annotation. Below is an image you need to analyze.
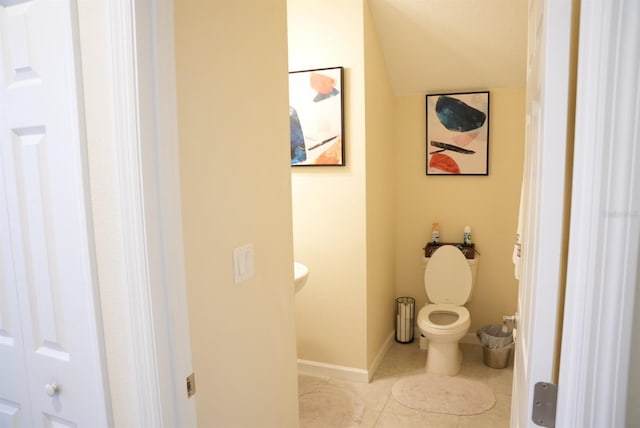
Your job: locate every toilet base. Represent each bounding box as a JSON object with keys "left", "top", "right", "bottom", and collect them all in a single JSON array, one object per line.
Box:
[{"left": 425, "top": 341, "right": 462, "bottom": 375}]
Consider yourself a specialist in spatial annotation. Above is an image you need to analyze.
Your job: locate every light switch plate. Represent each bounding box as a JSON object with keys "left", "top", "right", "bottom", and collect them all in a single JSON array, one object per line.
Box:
[{"left": 233, "top": 243, "right": 254, "bottom": 284}]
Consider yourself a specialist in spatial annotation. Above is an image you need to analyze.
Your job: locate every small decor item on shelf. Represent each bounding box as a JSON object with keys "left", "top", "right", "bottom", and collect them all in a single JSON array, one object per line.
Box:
[
  {"left": 464, "top": 225, "right": 472, "bottom": 246},
  {"left": 431, "top": 222, "right": 440, "bottom": 244}
]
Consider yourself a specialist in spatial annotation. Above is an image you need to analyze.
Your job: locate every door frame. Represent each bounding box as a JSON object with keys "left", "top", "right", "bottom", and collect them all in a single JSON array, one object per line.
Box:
[
  {"left": 512, "top": 0, "right": 640, "bottom": 425},
  {"left": 510, "top": 0, "right": 574, "bottom": 425},
  {"left": 112, "top": 0, "right": 640, "bottom": 426},
  {"left": 557, "top": 0, "right": 640, "bottom": 426},
  {"left": 107, "top": 1, "right": 196, "bottom": 426}
]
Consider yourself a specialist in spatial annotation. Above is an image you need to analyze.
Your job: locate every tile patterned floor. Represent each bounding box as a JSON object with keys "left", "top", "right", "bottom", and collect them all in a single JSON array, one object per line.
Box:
[{"left": 299, "top": 341, "right": 513, "bottom": 427}]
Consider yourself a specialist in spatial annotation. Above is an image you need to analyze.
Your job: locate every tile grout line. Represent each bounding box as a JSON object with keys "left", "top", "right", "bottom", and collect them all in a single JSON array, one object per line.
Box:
[{"left": 371, "top": 387, "right": 393, "bottom": 428}]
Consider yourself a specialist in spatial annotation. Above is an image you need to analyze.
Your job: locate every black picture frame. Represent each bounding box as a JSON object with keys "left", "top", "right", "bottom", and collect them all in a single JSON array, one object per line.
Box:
[
  {"left": 426, "top": 91, "right": 490, "bottom": 175},
  {"left": 289, "top": 66, "right": 345, "bottom": 166}
]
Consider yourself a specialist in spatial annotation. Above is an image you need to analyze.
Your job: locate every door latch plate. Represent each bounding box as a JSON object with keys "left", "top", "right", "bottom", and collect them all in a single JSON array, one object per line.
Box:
[
  {"left": 532, "top": 382, "right": 557, "bottom": 427},
  {"left": 186, "top": 373, "right": 196, "bottom": 398}
]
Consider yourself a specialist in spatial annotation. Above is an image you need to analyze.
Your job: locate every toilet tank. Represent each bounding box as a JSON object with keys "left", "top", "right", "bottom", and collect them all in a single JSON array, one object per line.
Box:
[{"left": 423, "top": 253, "right": 479, "bottom": 303}]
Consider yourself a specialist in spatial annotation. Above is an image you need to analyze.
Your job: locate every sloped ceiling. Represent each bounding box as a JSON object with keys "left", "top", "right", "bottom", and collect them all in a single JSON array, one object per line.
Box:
[{"left": 368, "top": 0, "right": 528, "bottom": 95}]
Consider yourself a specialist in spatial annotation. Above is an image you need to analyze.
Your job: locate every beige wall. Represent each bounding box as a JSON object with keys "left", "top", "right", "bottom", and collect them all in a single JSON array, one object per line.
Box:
[
  {"left": 394, "top": 88, "right": 524, "bottom": 332},
  {"left": 174, "top": 1, "right": 299, "bottom": 426},
  {"left": 363, "top": 1, "right": 396, "bottom": 367},
  {"left": 289, "top": 0, "right": 396, "bottom": 372},
  {"left": 80, "top": 1, "right": 522, "bottom": 426},
  {"left": 290, "top": 0, "right": 523, "bottom": 371},
  {"left": 288, "top": 0, "right": 369, "bottom": 370}
]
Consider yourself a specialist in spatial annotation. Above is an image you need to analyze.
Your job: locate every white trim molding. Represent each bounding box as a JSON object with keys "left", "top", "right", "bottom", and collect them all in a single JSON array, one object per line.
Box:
[
  {"left": 298, "top": 331, "right": 413, "bottom": 383},
  {"left": 133, "top": 0, "right": 197, "bottom": 425},
  {"left": 108, "top": 0, "right": 196, "bottom": 426},
  {"left": 557, "top": 1, "right": 640, "bottom": 426},
  {"left": 297, "top": 359, "right": 370, "bottom": 383},
  {"left": 109, "top": 1, "right": 163, "bottom": 426},
  {"left": 462, "top": 332, "right": 481, "bottom": 346},
  {"left": 297, "top": 332, "right": 394, "bottom": 383},
  {"left": 367, "top": 331, "right": 396, "bottom": 381}
]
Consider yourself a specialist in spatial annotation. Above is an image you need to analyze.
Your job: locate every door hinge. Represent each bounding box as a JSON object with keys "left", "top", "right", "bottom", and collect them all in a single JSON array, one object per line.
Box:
[
  {"left": 186, "top": 373, "right": 196, "bottom": 398},
  {"left": 532, "top": 382, "right": 557, "bottom": 427}
]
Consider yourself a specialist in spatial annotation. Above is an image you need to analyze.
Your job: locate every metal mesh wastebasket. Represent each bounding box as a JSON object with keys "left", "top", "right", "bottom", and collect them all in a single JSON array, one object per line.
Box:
[
  {"left": 477, "top": 324, "right": 514, "bottom": 368},
  {"left": 395, "top": 297, "right": 415, "bottom": 343}
]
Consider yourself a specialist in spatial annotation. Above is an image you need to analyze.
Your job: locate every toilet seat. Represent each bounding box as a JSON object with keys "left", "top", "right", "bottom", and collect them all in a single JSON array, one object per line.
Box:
[
  {"left": 424, "top": 245, "right": 472, "bottom": 304},
  {"left": 418, "top": 304, "right": 470, "bottom": 332}
]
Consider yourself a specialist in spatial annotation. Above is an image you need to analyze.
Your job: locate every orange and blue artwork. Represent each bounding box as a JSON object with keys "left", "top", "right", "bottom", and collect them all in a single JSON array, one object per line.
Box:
[
  {"left": 426, "top": 91, "right": 490, "bottom": 175},
  {"left": 289, "top": 67, "right": 344, "bottom": 166}
]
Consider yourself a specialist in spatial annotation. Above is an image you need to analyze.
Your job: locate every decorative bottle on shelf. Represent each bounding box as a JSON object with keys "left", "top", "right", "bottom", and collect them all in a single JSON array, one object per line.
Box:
[
  {"left": 464, "top": 225, "right": 472, "bottom": 246},
  {"left": 432, "top": 222, "right": 440, "bottom": 244}
]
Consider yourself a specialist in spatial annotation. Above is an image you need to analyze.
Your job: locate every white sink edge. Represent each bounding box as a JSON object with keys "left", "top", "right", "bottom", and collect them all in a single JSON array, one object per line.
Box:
[{"left": 294, "top": 262, "right": 309, "bottom": 293}]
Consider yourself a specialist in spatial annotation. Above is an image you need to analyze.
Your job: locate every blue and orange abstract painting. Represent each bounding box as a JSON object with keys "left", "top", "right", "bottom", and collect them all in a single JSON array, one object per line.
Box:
[{"left": 426, "top": 92, "right": 490, "bottom": 175}]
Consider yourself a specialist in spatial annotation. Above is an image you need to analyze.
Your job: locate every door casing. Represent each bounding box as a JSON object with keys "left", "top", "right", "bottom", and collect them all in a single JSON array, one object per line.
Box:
[{"left": 78, "top": 0, "right": 196, "bottom": 425}]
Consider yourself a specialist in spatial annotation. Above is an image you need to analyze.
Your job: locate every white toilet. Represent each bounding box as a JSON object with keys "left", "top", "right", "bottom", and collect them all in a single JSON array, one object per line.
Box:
[{"left": 417, "top": 245, "right": 479, "bottom": 376}]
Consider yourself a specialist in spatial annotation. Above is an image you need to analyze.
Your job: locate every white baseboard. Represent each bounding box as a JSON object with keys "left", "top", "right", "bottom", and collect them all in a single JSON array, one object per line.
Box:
[
  {"left": 298, "top": 331, "right": 485, "bottom": 383},
  {"left": 297, "top": 330, "right": 396, "bottom": 383},
  {"left": 415, "top": 331, "right": 481, "bottom": 348},
  {"left": 414, "top": 325, "right": 481, "bottom": 347},
  {"left": 367, "top": 330, "right": 395, "bottom": 381},
  {"left": 297, "top": 359, "right": 369, "bottom": 383},
  {"left": 461, "top": 332, "right": 481, "bottom": 345}
]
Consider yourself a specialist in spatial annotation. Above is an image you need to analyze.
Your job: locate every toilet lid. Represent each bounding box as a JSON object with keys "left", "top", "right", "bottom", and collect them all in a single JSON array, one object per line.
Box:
[{"left": 424, "top": 245, "right": 472, "bottom": 305}]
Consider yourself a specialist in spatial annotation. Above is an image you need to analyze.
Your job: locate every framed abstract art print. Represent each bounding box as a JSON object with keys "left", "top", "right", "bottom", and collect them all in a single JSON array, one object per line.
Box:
[
  {"left": 426, "top": 91, "right": 490, "bottom": 175},
  {"left": 289, "top": 66, "right": 345, "bottom": 166}
]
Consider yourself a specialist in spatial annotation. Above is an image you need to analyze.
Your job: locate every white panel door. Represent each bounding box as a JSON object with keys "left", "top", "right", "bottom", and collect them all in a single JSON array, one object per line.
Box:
[
  {"left": 511, "top": 0, "right": 573, "bottom": 427},
  {"left": 0, "top": 1, "right": 109, "bottom": 427}
]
